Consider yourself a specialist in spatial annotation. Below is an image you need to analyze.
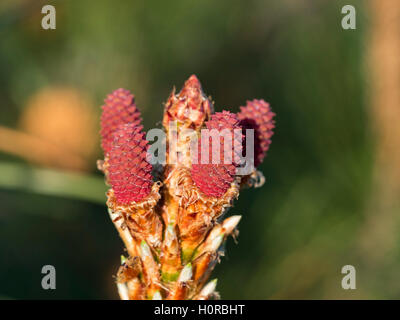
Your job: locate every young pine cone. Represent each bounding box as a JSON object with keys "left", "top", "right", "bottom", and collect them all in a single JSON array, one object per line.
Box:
[{"left": 99, "top": 76, "right": 276, "bottom": 300}]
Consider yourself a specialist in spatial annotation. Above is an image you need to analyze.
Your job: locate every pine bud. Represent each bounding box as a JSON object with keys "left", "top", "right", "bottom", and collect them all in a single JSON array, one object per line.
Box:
[{"left": 163, "top": 75, "right": 213, "bottom": 129}]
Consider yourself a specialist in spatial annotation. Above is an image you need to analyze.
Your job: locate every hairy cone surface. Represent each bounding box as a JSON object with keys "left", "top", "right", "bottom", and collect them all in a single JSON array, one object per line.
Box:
[
  {"left": 108, "top": 124, "right": 153, "bottom": 204},
  {"left": 101, "top": 88, "right": 142, "bottom": 154},
  {"left": 238, "top": 99, "right": 275, "bottom": 167}
]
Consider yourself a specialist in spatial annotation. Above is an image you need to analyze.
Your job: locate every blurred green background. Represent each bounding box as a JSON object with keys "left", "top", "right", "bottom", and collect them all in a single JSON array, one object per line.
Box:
[{"left": 1, "top": 0, "right": 399, "bottom": 299}]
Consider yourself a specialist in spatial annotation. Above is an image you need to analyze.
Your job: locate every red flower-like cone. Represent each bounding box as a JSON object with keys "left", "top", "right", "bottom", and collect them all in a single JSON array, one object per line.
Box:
[
  {"left": 238, "top": 99, "right": 275, "bottom": 167},
  {"left": 191, "top": 163, "right": 235, "bottom": 198},
  {"left": 191, "top": 111, "right": 242, "bottom": 198},
  {"left": 108, "top": 124, "right": 153, "bottom": 204},
  {"left": 101, "top": 88, "right": 142, "bottom": 155},
  {"left": 205, "top": 110, "right": 243, "bottom": 166}
]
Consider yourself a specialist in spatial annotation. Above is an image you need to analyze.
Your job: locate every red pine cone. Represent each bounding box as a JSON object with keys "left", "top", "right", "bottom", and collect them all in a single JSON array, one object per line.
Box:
[
  {"left": 108, "top": 124, "right": 153, "bottom": 204},
  {"left": 191, "top": 162, "right": 235, "bottom": 198},
  {"left": 100, "top": 88, "right": 142, "bottom": 155},
  {"left": 191, "top": 111, "right": 242, "bottom": 198},
  {"left": 238, "top": 99, "right": 275, "bottom": 167},
  {"left": 205, "top": 111, "right": 243, "bottom": 166}
]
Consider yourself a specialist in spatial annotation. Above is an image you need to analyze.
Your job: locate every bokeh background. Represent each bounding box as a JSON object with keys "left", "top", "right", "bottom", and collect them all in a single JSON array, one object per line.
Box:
[{"left": 1, "top": 0, "right": 399, "bottom": 299}]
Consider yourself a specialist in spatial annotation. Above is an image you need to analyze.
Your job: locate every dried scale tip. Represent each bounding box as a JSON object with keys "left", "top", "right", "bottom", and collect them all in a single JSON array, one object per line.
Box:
[
  {"left": 108, "top": 123, "right": 153, "bottom": 204},
  {"left": 191, "top": 216, "right": 241, "bottom": 293},
  {"left": 152, "top": 291, "right": 162, "bottom": 300},
  {"left": 191, "top": 111, "right": 242, "bottom": 198},
  {"left": 160, "top": 223, "right": 181, "bottom": 281},
  {"left": 115, "top": 255, "right": 144, "bottom": 300},
  {"left": 98, "top": 76, "right": 276, "bottom": 300},
  {"left": 167, "top": 263, "right": 193, "bottom": 300},
  {"left": 163, "top": 75, "right": 214, "bottom": 129},
  {"left": 194, "top": 279, "right": 218, "bottom": 300},
  {"left": 238, "top": 99, "right": 275, "bottom": 167},
  {"left": 139, "top": 240, "right": 161, "bottom": 298},
  {"left": 100, "top": 88, "right": 142, "bottom": 155}
]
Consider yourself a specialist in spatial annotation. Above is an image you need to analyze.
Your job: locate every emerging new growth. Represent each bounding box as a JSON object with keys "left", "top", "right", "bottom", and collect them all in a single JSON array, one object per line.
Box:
[{"left": 98, "top": 75, "right": 275, "bottom": 300}]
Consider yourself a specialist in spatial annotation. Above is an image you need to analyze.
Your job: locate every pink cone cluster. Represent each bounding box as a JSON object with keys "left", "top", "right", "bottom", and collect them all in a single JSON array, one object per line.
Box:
[
  {"left": 99, "top": 76, "right": 277, "bottom": 301},
  {"left": 100, "top": 76, "right": 275, "bottom": 203}
]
